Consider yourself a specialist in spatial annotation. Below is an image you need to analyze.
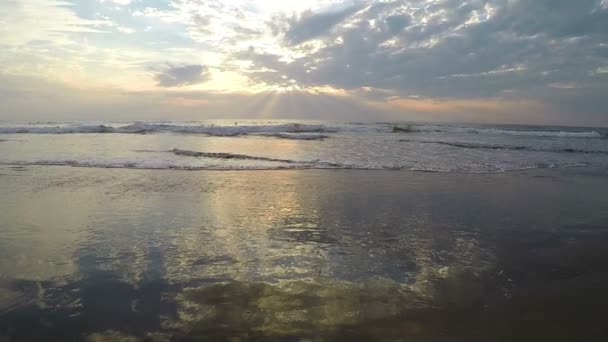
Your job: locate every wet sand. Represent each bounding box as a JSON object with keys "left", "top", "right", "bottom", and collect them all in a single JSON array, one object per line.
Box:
[{"left": 1, "top": 166, "right": 608, "bottom": 341}]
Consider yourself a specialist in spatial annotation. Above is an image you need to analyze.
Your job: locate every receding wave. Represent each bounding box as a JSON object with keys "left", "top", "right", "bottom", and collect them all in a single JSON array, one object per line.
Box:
[{"left": 401, "top": 139, "right": 608, "bottom": 155}]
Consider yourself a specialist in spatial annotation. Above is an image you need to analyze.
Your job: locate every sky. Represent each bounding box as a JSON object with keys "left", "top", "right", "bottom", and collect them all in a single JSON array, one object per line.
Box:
[{"left": 1, "top": 0, "right": 608, "bottom": 126}]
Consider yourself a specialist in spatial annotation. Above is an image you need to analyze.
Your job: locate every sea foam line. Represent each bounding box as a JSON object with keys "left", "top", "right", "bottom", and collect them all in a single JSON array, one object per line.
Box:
[
  {"left": 170, "top": 149, "right": 299, "bottom": 163},
  {"left": 406, "top": 125, "right": 602, "bottom": 138},
  {"left": 400, "top": 139, "right": 608, "bottom": 154},
  {"left": 0, "top": 158, "right": 593, "bottom": 173}
]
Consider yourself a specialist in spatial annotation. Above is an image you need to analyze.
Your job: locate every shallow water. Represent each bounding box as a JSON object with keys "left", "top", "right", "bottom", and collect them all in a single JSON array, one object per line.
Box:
[{"left": 1, "top": 166, "right": 608, "bottom": 341}]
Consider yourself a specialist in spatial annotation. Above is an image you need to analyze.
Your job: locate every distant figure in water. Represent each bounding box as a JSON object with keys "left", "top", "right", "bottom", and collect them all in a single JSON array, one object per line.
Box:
[{"left": 234, "top": 122, "right": 238, "bottom": 126}]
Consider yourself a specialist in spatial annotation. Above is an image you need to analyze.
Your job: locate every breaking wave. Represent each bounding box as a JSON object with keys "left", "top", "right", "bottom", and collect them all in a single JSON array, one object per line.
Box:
[
  {"left": 0, "top": 123, "right": 334, "bottom": 136},
  {"left": 0, "top": 122, "right": 603, "bottom": 139}
]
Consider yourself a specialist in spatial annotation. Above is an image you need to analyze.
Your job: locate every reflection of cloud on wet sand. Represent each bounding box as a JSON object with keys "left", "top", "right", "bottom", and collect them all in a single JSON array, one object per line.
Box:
[{"left": 169, "top": 267, "right": 485, "bottom": 340}]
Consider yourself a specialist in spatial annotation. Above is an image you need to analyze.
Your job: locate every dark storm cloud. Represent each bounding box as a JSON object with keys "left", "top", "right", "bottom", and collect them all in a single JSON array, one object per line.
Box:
[
  {"left": 151, "top": 64, "right": 210, "bottom": 87},
  {"left": 242, "top": 0, "right": 608, "bottom": 110}
]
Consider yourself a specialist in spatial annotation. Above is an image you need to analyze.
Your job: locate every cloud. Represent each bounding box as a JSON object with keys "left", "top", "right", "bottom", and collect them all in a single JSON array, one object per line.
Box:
[
  {"left": 279, "top": 4, "right": 363, "bottom": 45},
  {"left": 0, "top": 0, "right": 106, "bottom": 45},
  {"left": 2, "top": 0, "right": 608, "bottom": 125},
  {"left": 385, "top": 14, "right": 410, "bottom": 34},
  {"left": 241, "top": 0, "right": 608, "bottom": 106},
  {"left": 151, "top": 64, "right": 210, "bottom": 87}
]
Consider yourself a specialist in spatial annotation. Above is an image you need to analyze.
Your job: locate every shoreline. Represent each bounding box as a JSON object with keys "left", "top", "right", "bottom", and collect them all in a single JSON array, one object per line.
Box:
[{"left": 1, "top": 163, "right": 605, "bottom": 175}]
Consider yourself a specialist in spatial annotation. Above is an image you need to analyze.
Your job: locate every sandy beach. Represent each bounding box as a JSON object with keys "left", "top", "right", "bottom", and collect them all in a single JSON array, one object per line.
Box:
[{"left": 1, "top": 166, "right": 607, "bottom": 340}]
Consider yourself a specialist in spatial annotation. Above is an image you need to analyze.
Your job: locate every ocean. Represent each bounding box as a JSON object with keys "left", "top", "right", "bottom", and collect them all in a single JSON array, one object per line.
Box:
[
  {"left": 1, "top": 121, "right": 608, "bottom": 341},
  {"left": 0, "top": 120, "right": 607, "bottom": 172}
]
